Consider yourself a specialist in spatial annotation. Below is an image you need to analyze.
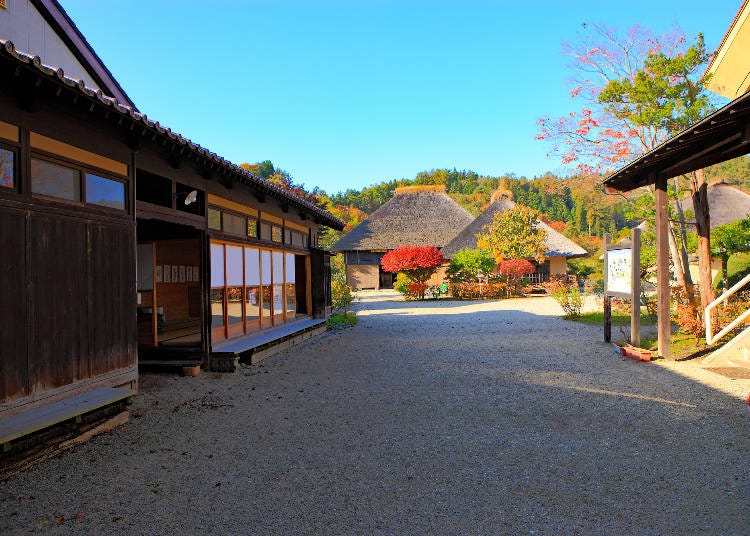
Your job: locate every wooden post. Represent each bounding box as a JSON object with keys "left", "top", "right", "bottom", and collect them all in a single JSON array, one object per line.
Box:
[
  {"left": 603, "top": 233, "right": 611, "bottom": 343},
  {"left": 655, "top": 176, "right": 671, "bottom": 359},
  {"left": 631, "top": 227, "right": 641, "bottom": 347}
]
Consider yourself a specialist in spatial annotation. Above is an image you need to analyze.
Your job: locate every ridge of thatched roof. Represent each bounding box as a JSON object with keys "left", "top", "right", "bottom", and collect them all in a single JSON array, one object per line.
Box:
[
  {"left": 332, "top": 187, "right": 473, "bottom": 251},
  {"left": 679, "top": 182, "right": 750, "bottom": 229},
  {"left": 441, "top": 194, "right": 588, "bottom": 259}
]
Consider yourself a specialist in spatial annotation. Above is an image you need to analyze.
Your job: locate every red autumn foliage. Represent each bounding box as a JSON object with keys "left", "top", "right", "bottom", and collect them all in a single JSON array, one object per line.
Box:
[
  {"left": 381, "top": 246, "right": 444, "bottom": 275},
  {"left": 498, "top": 259, "right": 535, "bottom": 278}
]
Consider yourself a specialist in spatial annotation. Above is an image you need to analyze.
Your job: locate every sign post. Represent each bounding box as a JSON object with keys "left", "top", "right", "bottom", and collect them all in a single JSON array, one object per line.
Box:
[{"left": 604, "top": 228, "right": 641, "bottom": 346}]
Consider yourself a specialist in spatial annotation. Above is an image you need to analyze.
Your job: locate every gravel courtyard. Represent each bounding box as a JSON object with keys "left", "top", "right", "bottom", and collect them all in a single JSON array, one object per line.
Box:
[{"left": 1, "top": 291, "right": 749, "bottom": 535}]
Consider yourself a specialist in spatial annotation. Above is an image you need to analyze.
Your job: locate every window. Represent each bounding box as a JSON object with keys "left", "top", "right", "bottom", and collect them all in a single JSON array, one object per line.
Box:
[
  {"left": 284, "top": 229, "right": 292, "bottom": 244},
  {"left": 224, "top": 213, "right": 246, "bottom": 236},
  {"left": 86, "top": 173, "right": 125, "bottom": 210},
  {"left": 260, "top": 222, "right": 272, "bottom": 241},
  {"left": 271, "top": 225, "right": 282, "bottom": 243},
  {"left": 0, "top": 147, "right": 14, "bottom": 188},
  {"left": 31, "top": 158, "right": 81, "bottom": 201},
  {"left": 208, "top": 208, "right": 222, "bottom": 230},
  {"left": 247, "top": 218, "right": 258, "bottom": 238}
]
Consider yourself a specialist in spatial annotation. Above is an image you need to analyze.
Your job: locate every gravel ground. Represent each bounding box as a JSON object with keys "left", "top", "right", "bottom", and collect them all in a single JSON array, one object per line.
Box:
[{"left": 1, "top": 291, "right": 749, "bottom": 535}]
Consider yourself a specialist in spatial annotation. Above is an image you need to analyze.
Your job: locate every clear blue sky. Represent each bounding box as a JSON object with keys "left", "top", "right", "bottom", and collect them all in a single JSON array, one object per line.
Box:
[{"left": 64, "top": 0, "right": 739, "bottom": 194}]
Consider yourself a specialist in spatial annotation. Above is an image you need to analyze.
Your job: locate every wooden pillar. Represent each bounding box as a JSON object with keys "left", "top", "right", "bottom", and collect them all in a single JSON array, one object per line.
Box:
[
  {"left": 631, "top": 227, "right": 641, "bottom": 347},
  {"left": 603, "top": 233, "right": 611, "bottom": 343},
  {"left": 655, "top": 176, "right": 671, "bottom": 359}
]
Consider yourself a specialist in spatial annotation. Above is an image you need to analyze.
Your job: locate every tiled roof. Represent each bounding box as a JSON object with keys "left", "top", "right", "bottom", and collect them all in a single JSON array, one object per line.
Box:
[{"left": 0, "top": 39, "right": 344, "bottom": 230}]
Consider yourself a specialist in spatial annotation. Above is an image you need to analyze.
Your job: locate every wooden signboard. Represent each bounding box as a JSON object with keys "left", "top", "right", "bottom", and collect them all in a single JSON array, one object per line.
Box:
[{"left": 603, "top": 228, "right": 641, "bottom": 346}]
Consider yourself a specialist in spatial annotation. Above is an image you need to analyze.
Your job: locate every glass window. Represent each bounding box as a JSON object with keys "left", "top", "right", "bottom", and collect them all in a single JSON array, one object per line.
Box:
[
  {"left": 261, "top": 251, "right": 272, "bottom": 285},
  {"left": 247, "top": 218, "right": 258, "bottom": 238},
  {"left": 271, "top": 225, "right": 282, "bottom": 243},
  {"left": 208, "top": 208, "right": 222, "bottom": 230},
  {"left": 285, "top": 254, "right": 296, "bottom": 283},
  {"left": 272, "top": 251, "right": 284, "bottom": 284},
  {"left": 261, "top": 285, "right": 272, "bottom": 320},
  {"left": 0, "top": 148, "right": 14, "bottom": 188},
  {"left": 285, "top": 283, "right": 296, "bottom": 315},
  {"left": 86, "top": 173, "right": 125, "bottom": 210},
  {"left": 31, "top": 158, "right": 81, "bottom": 201},
  {"left": 245, "top": 286, "right": 260, "bottom": 328},
  {"left": 260, "top": 222, "right": 272, "bottom": 241},
  {"left": 224, "top": 213, "right": 246, "bottom": 235},
  {"left": 273, "top": 284, "right": 283, "bottom": 315},
  {"left": 226, "top": 286, "right": 244, "bottom": 331},
  {"left": 210, "top": 288, "right": 225, "bottom": 330}
]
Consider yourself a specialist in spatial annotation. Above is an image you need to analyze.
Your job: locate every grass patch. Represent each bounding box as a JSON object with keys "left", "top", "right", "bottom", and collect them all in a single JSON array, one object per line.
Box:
[
  {"left": 640, "top": 332, "right": 710, "bottom": 360},
  {"left": 574, "top": 310, "right": 654, "bottom": 326},
  {"left": 326, "top": 312, "right": 357, "bottom": 330}
]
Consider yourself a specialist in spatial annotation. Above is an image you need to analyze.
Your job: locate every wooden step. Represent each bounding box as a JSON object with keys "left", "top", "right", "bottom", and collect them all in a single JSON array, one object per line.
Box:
[{"left": 0, "top": 387, "right": 136, "bottom": 445}]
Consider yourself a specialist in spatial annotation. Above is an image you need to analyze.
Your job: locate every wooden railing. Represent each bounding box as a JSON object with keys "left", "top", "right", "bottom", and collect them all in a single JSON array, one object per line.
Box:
[{"left": 705, "top": 272, "right": 750, "bottom": 345}]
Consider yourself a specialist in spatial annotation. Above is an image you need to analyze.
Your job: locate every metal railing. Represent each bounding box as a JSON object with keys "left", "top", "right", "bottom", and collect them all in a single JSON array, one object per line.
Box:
[{"left": 705, "top": 272, "right": 750, "bottom": 345}]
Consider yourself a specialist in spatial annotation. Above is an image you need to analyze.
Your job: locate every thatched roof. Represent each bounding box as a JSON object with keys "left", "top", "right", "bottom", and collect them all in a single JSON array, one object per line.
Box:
[
  {"left": 332, "top": 185, "right": 474, "bottom": 251},
  {"left": 679, "top": 182, "right": 750, "bottom": 229},
  {"left": 441, "top": 193, "right": 588, "bottom": 259}
]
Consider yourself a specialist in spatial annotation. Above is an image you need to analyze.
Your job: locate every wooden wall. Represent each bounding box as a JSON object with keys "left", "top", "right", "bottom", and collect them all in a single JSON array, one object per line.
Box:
[{"left": 0, "top": 209, "right": 136, "bottom": 406}]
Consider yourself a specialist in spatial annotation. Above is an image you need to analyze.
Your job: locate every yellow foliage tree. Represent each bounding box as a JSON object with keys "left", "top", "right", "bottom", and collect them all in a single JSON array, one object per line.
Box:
[{"left": 477, "top": 205, "right": 547, "bottom": 263}]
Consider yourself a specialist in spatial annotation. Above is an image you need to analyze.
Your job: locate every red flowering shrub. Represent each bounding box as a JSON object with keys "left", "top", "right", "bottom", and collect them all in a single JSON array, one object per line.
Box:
[
  {"left": 498, "top": 259, "right": 536, "bottom": 297},
  {"left": 381, "top": 245, "right": 445, "bottom": 285},
  {"left": 406, "top": 282, "right": 428, "bottom": 299}
]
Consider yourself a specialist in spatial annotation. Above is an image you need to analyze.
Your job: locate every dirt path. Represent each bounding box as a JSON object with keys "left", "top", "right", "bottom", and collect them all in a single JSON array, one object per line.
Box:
[{"left": 1, "top": 291, "right": 748, "bottom": 535}]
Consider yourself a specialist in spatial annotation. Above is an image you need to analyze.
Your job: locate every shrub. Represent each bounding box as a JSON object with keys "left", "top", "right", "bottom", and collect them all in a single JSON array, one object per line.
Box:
[
  {"left": 331, "top": 280, "right": 353, "bottom": 313},
  {"left": 671, "top": 285, "right": 703, "bottom": 339},
  {"left": 498, "top": 259, "right": 536, "bottom": 297},
  {"left": 393, "top": 272, "right": 413, "bottom": 295},
  {"left": 326, "top": 311, "right": 357, "bottom": 330},
  {"left": 547, "top": 278, "right": 584, "bottom": 319},
  {"left": 406, "top": 282, "right": 428, "bottom": 299},
  {"left": 449, "top": 281, "right": 508, "bottom": 300}
]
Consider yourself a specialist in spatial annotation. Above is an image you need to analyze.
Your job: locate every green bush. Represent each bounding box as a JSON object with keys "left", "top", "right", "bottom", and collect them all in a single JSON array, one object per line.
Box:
[
  {"left": 548, "top": 279, "right": 584, "bottom": 319},
  {"left": 326, "top": 311, "right": 357, "bottom": 330},
  {"left": 331, "top": 280, "right": 353, "bottom": 312},
  {"left": 393, "top": 272, "right": 413, "bottom": 295}
]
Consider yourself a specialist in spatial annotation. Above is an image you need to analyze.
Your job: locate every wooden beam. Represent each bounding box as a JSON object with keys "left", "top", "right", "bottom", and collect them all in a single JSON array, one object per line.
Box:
[{"left": 655, "top": 176, "right": 671, "bottom": 359}]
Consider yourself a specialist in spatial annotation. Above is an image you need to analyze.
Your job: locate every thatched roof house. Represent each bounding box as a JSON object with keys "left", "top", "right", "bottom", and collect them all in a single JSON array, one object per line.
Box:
[
  {"left": 441, "top": 190, "right": 588, "bottom": 281},
  {"left": 679, "top": 182, "right": 750, "bottom": 229},
  {"left": 333, "top": 185, "right": 473, "bottom": 289}
]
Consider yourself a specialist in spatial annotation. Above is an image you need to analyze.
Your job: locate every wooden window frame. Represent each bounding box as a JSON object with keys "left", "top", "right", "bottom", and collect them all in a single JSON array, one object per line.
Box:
[
  {"left": 30, "top": 152, "right": 129, "bottom": 213},
  {"left": 0, "top": 140, "right": 18, "bottom": 193}
]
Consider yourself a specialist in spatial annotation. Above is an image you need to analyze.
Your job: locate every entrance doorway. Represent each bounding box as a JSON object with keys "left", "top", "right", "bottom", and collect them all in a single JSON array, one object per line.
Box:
[{"left": 137, "top": 219, "right": 204, "bottom": 359}]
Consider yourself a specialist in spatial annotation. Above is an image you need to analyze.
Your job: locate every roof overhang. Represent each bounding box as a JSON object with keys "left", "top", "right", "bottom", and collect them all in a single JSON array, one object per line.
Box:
[
  {"left": 0, "top": 39, "right": 345, "bottom": 231},
  {"left": 705, "top": 0, "right": 750, "bottom": 99},
  {"left": 602, "top": 91, "right": 750, "bottom": 193}
]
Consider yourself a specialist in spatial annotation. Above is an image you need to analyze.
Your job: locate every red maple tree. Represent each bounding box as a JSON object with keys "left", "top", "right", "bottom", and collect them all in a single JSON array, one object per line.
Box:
[
  {"left": 381, "top": 245, "right": 444, "bottom": 285},
  {"left": 498, "top": 259, "right": 536, "bottom": 297}
]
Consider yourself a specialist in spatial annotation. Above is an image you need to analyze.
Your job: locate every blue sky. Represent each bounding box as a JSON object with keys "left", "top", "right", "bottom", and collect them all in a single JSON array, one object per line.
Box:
[{"left": 64, "top": 1, "right": 739, "bottom": 194}]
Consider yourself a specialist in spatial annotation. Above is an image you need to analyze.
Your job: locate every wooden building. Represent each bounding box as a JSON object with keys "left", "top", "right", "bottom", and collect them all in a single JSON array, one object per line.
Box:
[
  {"left": 332, "top": 185, "right": 474, "bottom": 289},
  {"left": 0, "top": 0, "right": 343, "bottom": 456},
  {"left": 441, "top": 190, "right": 588, "bottom": 281}
]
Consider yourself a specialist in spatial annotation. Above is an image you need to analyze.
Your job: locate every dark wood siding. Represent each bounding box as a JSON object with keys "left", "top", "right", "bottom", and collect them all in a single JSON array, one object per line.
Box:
[
  {"left": 27, "top": 213, "right": 90, "bottom": 393},
  {"left": 0, "top": 209, "right": 29, "bottom": 401},
  {"left": 88, "top": 223, "right": 137, "bottom": 375}
]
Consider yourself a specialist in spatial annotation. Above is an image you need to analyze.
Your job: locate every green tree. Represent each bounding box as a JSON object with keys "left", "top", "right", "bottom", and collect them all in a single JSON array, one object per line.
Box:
[
  {"left": 477, "top": 205, "right": 547, "bottom": 262},
  {"left": 711, "top": 218, "right": 750, "bottom": 293},
  {"left": 446, "top": 248, "right": 496, "bottom": 283}
]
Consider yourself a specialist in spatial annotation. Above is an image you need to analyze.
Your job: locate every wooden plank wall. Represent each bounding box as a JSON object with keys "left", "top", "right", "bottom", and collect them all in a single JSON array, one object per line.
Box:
[
  {"left": 0, "top": 209, "right": 29, "bottom": 401},
  {"left": 1, "top": 210, "right": 136, "bottom": 403}
]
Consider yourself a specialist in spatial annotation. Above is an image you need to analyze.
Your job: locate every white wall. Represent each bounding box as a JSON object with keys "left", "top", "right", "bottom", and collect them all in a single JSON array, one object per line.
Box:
[{"left": 0, "top": 0, "right": 100, "bottom": 89}]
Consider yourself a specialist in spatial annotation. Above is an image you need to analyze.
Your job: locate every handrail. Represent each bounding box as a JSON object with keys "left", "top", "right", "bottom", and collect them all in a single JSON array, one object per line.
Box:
[{"left": 706, "top": 272, "right": 750, "bottom": 345}]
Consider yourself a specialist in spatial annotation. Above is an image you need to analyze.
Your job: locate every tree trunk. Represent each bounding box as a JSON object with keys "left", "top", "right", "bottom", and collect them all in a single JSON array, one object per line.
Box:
[
  {"left": 722, "top": 255, "right": 729, "bottom": 295},
  {"left": 668, "top": 221, "right": 689, "bottom": 290},
  {"left": 672, "top": 179, "right": 695, "bottom": 288},
  {"left": 691, "top": 168, "right": 715, "bottom": 314}
]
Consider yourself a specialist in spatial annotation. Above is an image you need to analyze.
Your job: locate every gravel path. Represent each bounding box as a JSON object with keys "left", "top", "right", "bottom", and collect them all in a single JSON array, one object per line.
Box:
[{"left": 1, "top": 291, "right": 749, "bottom": 535}]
